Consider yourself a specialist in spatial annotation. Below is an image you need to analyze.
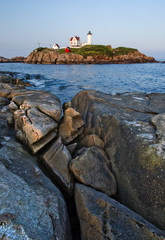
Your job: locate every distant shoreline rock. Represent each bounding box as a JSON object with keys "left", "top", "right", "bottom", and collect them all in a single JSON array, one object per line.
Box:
[
  {"left": 0, "top": 56, "right": 10, "bottom": 63},
  {"left": 0, "top": 56, "right": 26, "bottom": 63}
]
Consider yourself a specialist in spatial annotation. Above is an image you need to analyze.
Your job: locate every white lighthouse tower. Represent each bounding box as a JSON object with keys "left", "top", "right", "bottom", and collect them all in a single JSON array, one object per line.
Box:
[{"left": 87, "top": 31, "right": 92, "bottom": 45}]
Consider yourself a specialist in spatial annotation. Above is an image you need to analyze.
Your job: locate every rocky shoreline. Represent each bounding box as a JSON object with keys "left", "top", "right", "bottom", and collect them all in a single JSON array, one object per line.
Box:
[
  {"left": 25, "top": 50, "right": 156, "bottom": 64},
  {"left": 0, "top": 50, "right": 158, "bottom": 64},
  {"left": 0, "top": 73, "right": 165, "bottom": 239}
]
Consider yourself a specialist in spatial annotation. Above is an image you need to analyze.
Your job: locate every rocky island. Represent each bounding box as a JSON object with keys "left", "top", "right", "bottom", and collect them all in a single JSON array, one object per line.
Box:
[
  {"left": 25, "top": 45, "right": 156, "bottom": 64},
  {"left": 0, "top": 72, "right": 165, "bottom": 239},
  {"left": 0, "top": 45, "right": 156, "bottom": 64}
]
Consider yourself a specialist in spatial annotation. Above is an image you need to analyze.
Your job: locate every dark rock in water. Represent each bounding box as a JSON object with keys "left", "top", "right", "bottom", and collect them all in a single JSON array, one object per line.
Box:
[
  {"left": 10, "top": 56, "right": 26, "bottom": 62},
  {"left": 0, "top": 56, "right": 10, "bottom": 62},
  {"left": 75, "top": 184, "right": 165, "bottom": 240},
  {"left": 0, "top": 74, "right": 13, "bottom": 83},
  {"left": 70, "top": 146, "right": 117, "bottom": 197},
  {"left": 71, "top": 90, "right": 165, "bottom": 230},
  {"left": 41, "top": 137, "right": 74, "bottom": 196}
]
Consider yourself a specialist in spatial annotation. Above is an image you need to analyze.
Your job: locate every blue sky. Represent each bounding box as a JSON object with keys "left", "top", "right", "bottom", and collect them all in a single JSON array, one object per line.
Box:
[{"left": 0, "top": 0, "right": 165, "bottom": 59}]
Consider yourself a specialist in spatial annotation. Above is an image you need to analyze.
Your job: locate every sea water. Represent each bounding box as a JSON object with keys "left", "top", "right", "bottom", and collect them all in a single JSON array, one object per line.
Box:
[{"left": 0, "top": 62, "right": 165, "bottom": 103}]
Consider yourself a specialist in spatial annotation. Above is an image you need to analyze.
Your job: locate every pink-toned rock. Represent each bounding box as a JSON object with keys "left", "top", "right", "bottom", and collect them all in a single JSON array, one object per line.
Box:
[
  {"left": 58, "top": 107, "right": 84, "bottom": 144},
  {"left": 79, "top": 134, "right": 105, "bottom": 149}
]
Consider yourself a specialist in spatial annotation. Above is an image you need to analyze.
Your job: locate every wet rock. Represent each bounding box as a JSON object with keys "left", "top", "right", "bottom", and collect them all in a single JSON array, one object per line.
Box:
[
  {"left": 0, "top": 96, "right": 9, "bottom": 107},
  {"left": 70, "top": 147, "right": 117, "bottom": 197},
  {"left": 79, "top": 134, "right": 104, "bottom": 149},
  {"left": 151, "top": 113, "right": 165, "bottom": 139},
  {"left": 58, "top": 107, "right": 85, "bottom": 144},
  {"left": 41, "top": 137, "right": 74, "bottom": 195},
  {"left": 0, "top": 74, "right": 13, "bottom": 83},
  {"left": 71, "top": 90, "right": 165, "bottom": 230},
  {"left": 75, "top": 184, "right": 165, "bottom": 240},
  {"left": 11, "top": 89, "right": 42, "bottom": 105},
  {"left": 0, "top": 138, "right": 71, "bottom": 240}
]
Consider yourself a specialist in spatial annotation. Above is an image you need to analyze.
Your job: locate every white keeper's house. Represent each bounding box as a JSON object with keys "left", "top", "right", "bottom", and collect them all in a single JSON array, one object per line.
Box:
[{"left": 70, "top": 31, "right": 92, "bottom": 48}]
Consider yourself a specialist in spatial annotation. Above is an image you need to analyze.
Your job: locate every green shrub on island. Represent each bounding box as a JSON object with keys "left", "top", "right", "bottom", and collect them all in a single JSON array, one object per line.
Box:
[
  {"left": 113, "top": 47, "right": 138, "bottom": 56},
  {"left": 59, "top": 45, "right": 113, "bottom": 57},
  {"left": 36, "top": 47, "right": 47, "bottom": 52},
  {"left": 34, "top": 45, "right": 138, "bottom": 57}
]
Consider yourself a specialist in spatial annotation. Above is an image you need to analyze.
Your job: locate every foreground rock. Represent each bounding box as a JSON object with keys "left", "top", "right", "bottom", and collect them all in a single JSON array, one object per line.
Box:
[
  {"left": 75, "top": 184, "right": 165, "bottom": 240},
  {"left": 0, "top": 80, "right": 62, "bottom": 154},
  {"left": 70, "top": 146, "right": 117, "bottom": 197},
  {"left": 41, "top": 137, "right": 74, "bottom": 196},
  {"left": 58, "top": 107, "right": 84, "bottom": 144},
  {"left": 71, "top": 90, "right": 165, "bottom": 230},
  {"left": 0, "top": 104, "right": 71, "bottom": 240}
]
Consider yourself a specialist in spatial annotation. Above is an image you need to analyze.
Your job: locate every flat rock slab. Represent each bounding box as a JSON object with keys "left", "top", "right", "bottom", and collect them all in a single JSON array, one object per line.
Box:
[
  {"left": 71, "top": 90, "right": 165, "bottom": 230},
  {"left": 75, "top": 184, "right": 165, "bottom": 240},
  {"left": 14, "top": 108, "right": 58, "bottom": 154},
  {"left": 70, "top": 146, "right": 116, "bottom": 197}
]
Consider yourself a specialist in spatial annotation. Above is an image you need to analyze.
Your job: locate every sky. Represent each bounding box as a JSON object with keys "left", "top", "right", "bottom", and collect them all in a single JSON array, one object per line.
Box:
[{"left": 0, "top": 0, "right": 165, "bottom": 59}]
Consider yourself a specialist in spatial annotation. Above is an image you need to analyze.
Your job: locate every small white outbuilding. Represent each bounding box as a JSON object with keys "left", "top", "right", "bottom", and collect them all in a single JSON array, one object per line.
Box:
[{"left": 52, "top": 43, "right": 60, "bottom": 50}]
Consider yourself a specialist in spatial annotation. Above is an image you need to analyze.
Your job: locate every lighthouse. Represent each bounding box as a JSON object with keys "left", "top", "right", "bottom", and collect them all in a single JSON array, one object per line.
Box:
[{"left": 87, "top": 31, "right": 92, "bottom": 45}]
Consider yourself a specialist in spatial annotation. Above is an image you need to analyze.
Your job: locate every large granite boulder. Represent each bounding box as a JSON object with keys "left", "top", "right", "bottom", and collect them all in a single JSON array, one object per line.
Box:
[
  {"left": 75, "top": 184, "right": 165, "bottom": 240},
  {"left": 0, "top": 113, "right": 71, "bottom": 239},
  {"left": 71, "top": 90, "right": 165, "bottom": 230},
  {"left": 70, "top": 146, "right": 116, "bottom": 197}
]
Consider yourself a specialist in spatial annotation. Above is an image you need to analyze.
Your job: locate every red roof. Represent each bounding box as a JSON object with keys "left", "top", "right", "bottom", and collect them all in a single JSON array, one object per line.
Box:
[
  {"left": 70, "top": 36, "right": 80, "bottom": 41},
  {"left": 55, "top": 43, "right": 60, "bottom": 47}
]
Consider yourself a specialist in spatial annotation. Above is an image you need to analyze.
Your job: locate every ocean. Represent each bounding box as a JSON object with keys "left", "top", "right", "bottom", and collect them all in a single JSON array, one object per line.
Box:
[{"left": 0, "top": 62, "right": 165, "bottom": 103}]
